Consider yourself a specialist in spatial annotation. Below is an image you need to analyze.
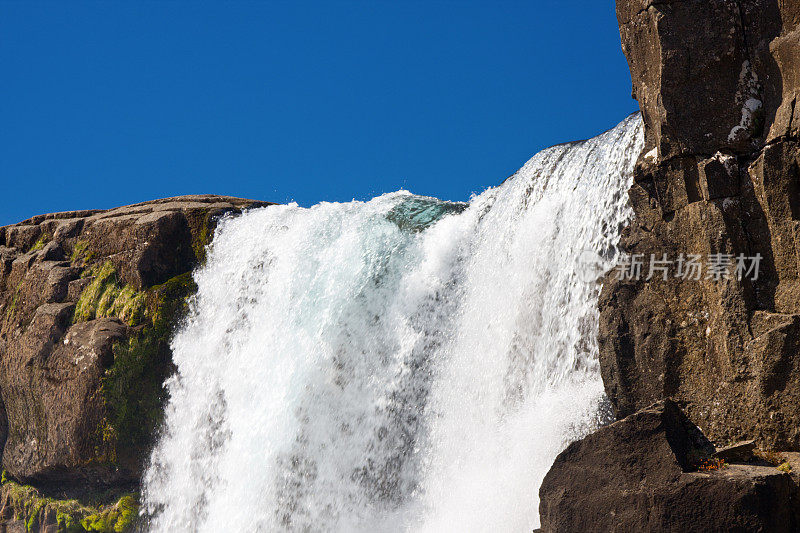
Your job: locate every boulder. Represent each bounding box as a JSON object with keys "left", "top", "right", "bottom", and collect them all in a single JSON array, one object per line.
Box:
[
  {"left": 616, "top": 0, "right": 798, "bottom": 159},
  {"left": 539, "top": 401, "right": 800, "bottom": 532}
]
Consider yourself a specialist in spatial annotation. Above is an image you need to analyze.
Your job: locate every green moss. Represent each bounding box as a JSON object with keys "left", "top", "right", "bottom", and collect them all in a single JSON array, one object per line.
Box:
[
  {"left": 5, "top": 294, "right": 18, "bottom": 323},
  {"left": 778, "top": 461, "right": 792, "bottom": 473},
  {"left": 80, "top": 495, "right": 137, "bottom": 533},
  {"left": 110, "top": 286, "right": 147, "bottom": 325},
  {"left": 29, "top": 235, "right": 47, "bottom": 252},
  {"left": 191, "top": 212, "right": 214, "bottom": 264},
  {"left": 70, "top": 259, "right": 197, "bottom": 471},
  {"left": 2, "top": 479, "right": 90, "bottom": 532},
  {"left": 26, "top": 499, "right": 45, "bottom": 531},
  {"left": 3, "top": 281, "right": 24, "bottom": 325},
  {"left": 1, "top": 478, "right": 138, "bottom": 533},
  {"left": 58, "top": 511, "right": 85, "bottom": 533},
  {"left": 146, "top": 272, "right": 197, "bottom": 327},
  {"left": 101, "top": 272, "right": 196, "bottom": 462},
  {"left": 70, "top": 239, "right": 96, "bottom": 263},
  {"left": 73, "top": 263, "right": 147, "bottom": 327},
  {"left": 79, "top": 267, "right": 197, "bottom": 468},
  {"left": 73, "top": 262, "right": 117, "bottom": 323}
]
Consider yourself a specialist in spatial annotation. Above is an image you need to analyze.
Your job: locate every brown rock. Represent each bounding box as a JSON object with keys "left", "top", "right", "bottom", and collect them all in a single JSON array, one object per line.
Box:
[
  {"left": 539, "top": 401, "right": 800, "bottom": 532},
  {"left": 618, "top": 1, "right": 773, "bottom": 158},
  {"left": 699, "top": 152, "right": 740, "bottom": 200},
  {"left": 0, "top": 195, "right": 272, "bottom": 485},
  {"left": 714, "top": 440, "right": 756, "bottom": 463},
  {"left": 602, "top": 0, "right": 800, "bottom": 450}
]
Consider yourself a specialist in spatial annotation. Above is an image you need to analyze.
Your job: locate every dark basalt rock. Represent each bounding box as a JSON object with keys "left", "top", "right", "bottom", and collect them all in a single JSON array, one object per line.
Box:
[
  {"left": 599, "top": 0, "right": 800, "bottom": 450},
  {"left": 539, "top": 401, "right": 800, "bottom": 533},
  {"left": 0, "top": 195, "right": 271, "bottom": 486}
]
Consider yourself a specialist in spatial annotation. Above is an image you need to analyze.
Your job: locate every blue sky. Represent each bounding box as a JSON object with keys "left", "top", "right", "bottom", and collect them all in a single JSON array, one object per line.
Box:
[{"left": 1, "top": 1, "right": 636, "bottom": 226}]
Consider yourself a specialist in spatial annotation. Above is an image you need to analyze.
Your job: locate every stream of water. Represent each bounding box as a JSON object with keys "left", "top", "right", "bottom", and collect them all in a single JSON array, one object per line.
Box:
[{"left": 142, "top": 113, "right": 643, "bottom": 532}]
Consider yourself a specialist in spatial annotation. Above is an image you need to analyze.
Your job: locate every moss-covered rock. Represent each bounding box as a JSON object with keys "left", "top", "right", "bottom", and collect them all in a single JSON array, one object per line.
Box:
[
  {"left": 70, "top": 239, "right": 94, "bottom": 263},
  {"left": 0, "top": 196, "right": 269, "bottom": 490},
  {"left": 80, "top": 494, "right": 137, "bottom": 533},
  {"left": 0, "top": 475, "right": 138, "bottom": 533},
  {"left": 67, "top": 260, "right": 198, "bottom": 473},
  {"left": 28, "top": 234, "right": 50, "bottom": 253},
  {"left": 73, "top": 262, "right": 147, "bottom": 326},
  {"left": 97, "top": 270, "right": 197, "bottom": 471},
  {"left": 190, "top": 211, "right": 214, "bottom": 265}
]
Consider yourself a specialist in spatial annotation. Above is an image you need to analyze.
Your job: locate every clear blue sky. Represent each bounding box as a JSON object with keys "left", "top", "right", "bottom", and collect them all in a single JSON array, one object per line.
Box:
[{"left": 1, "top": 1, "right": 636, "bottom": 226}]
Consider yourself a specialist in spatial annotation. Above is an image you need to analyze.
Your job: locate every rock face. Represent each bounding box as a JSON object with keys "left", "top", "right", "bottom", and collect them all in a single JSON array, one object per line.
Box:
[
  {"left": 541, "top": 1, "right": 800, "bottom": 529},
  {"left": 539, "top": 400, "right": 800, "bottom": 532},
  {"left": 600, "top": 0, "right": 800, "bottom": 449},
  {"left": 0, "top": 480, "right": 138, "bottom": 533},
  {"left": 0, "top": 195, "right": 270, "bottom": 489}
]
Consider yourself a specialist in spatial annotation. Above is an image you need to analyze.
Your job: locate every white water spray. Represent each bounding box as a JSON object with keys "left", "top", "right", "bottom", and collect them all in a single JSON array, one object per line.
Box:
[{"left": 142, "top": 114, "right": 643, "bottom": 532}]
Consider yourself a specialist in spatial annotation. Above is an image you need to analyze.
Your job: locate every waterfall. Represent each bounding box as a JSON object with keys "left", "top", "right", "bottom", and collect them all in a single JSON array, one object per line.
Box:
[{"left": 142, "top": 113, "right": 643, "bottom": 532}]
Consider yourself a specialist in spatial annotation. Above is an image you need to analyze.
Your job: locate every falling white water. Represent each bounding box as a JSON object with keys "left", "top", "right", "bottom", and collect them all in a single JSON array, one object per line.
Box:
[{"left": 142, "top": 114, "right": 643, "bottom": 532}]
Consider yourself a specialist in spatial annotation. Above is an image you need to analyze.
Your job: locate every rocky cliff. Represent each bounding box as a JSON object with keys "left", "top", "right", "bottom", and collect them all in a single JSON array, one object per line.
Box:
[
  {"left": 601, "top": 0, "right": 800, "bottom": 450},
  {"left": 541, "top": 0, "right": 800, "bottom": 530},
  {"left": 0, "top": 195, "right": 269, "bottom": 532},
  {"left": 5, "top": 3, "right": 800, "bottom": 532}
]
